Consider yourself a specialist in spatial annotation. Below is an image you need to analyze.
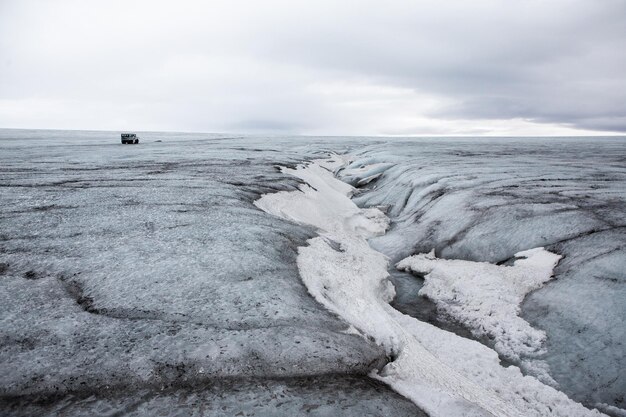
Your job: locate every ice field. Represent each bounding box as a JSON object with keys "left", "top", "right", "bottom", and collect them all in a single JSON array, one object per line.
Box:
[
  {"left": 0, "top": 130, "right": 624, "bottom": 416},
  {"left": 338, "top": 138, "right": 625, "bottom": 413}
]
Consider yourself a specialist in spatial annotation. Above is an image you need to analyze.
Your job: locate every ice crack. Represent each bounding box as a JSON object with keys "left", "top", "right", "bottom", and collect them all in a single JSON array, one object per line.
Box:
[{"left": 254, "top": 155, "right": 605, "bottom": 417}]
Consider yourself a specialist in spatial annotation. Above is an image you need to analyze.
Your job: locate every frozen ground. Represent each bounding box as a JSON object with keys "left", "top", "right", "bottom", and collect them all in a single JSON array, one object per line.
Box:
[{"left": 0, "top": 130, "right": 624, "bottom": 416}]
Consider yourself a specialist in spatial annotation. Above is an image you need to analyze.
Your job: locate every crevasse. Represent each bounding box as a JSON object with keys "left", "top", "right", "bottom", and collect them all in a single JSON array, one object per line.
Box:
[{"left": 254, "top": 155, "right": 605, "bottom": 417}]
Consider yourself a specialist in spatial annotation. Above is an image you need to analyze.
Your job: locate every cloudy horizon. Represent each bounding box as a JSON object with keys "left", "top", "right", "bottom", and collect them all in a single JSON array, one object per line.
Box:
[{"left": 1, "top": 0, "right": 625, "bottom": 136}]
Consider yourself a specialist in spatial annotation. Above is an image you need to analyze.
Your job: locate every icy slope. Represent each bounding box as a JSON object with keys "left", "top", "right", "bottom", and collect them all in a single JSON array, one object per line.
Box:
[
  {"left": 337, "top": 137, "right": 626, "bottom": 411},
  {"left": 255, "top": 157, "right": 604, "bottom": 417},
  {"left": 0, "top": 130, "right": 425, "bottom": 416}
]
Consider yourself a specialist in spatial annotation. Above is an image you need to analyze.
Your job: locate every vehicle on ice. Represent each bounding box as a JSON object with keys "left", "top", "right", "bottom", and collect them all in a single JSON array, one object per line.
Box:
[{"left": 121, "top": 133, "right": 139, "bottom": 144}]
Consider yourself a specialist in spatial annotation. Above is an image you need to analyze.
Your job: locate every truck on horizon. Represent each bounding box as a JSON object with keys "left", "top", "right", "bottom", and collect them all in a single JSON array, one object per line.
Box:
[{"left": 121, "top": 133, "right": 139, "bottom": 144}]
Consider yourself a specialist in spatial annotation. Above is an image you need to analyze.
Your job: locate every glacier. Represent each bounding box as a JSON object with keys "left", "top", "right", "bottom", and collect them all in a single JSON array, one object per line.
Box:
[
  {"left": 337, "top": 137, "right": 625, "bottom": 413},
  {"left": 255, "top": 158, "right": 607, "bottom": 417},
  {"left": 0, "top": 130, "right": 624, "bottom": 416}
]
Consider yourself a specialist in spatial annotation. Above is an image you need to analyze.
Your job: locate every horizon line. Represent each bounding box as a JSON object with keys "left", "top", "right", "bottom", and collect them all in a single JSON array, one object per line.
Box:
[{"left": 1, "top": 126, "right": 625, "bottom": 139}]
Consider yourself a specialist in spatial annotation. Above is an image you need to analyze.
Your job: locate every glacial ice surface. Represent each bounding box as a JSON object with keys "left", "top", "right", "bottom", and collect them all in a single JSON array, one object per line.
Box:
[
  {"left": 337, "top": 137, "right": 626, "bottom": 411},
  {"left": 397, "top": 247, "right": 562, "bottom": 384},
  {"left": 1, "top": 131, "right": 624, "bottom": 415},
  {"left": 0, "top": 130, "right": 424, "bottom": 416},
  {"left": 255, "top": 159, "right": 605, "bottom": 417}
]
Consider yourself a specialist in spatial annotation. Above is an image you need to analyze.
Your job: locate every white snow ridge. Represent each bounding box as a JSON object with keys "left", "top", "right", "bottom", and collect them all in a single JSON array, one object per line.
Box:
[
  {"left": 254, "top": 156, "right": 605, "bottom": 417},
  {"left": 397, "top": 247, "right": 562, "bottom": 383}
]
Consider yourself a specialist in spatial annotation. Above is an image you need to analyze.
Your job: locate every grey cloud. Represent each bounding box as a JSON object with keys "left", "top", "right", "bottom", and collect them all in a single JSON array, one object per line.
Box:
[
  {"left": 0, "top": 0, "right": 625, "bottom": 134},
  {"left": 226, "top": 119, "right": 309, "bottom": 134},
  {"left": 255, "top": 1, "right": 626, "bottom": 132}
]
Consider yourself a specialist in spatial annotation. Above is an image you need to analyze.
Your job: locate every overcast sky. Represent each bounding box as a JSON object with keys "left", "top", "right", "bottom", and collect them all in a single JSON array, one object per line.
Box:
[{"left": 1, "top": 0, "right": 625, "bottom": 136}]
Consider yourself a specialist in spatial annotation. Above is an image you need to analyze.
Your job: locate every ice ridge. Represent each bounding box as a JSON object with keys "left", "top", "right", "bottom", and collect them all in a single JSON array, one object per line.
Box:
[{"left": 254, "top": 155, "right": 606, "bottom": 417}]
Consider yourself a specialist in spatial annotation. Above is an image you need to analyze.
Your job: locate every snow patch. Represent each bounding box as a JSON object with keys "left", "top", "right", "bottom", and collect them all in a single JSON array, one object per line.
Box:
[
  {"left": 254, "top": 162, "right": 388, "bottom": 239},
  {"left": 397, "top": 247, "right": 562, "bottom": 378},
  {"left": 255, "top": 157, "right": 605, "bottom": 417}
]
